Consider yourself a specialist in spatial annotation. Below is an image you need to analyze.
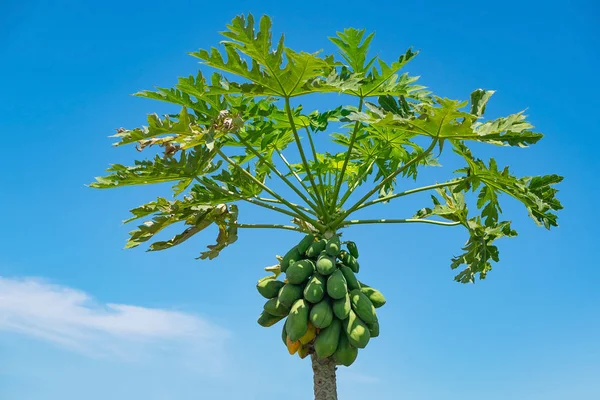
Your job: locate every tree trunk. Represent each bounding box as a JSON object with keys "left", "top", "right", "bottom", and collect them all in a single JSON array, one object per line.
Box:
[{"left": 311, "top": 354, "right": 338, "bottom": 400}]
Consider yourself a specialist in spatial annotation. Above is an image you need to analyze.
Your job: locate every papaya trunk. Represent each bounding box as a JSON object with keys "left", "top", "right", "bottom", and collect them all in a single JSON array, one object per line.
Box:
[{"left": 311, "top": 354, "right": 338, "bottom": 400}]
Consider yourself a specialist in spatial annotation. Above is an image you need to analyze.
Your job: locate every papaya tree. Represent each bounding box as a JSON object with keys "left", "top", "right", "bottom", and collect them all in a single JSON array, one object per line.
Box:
[{"left": 91, "top": 14, "right": 563, "bottom": 400}]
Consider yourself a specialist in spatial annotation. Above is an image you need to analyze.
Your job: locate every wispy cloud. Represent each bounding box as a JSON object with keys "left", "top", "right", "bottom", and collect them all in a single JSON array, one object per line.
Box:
[
  {"left": 0, "top": 276, "right": 229, "bottom": 371},
  {"left": 338, "top": 370, "right": 382, "bottom": 384}
]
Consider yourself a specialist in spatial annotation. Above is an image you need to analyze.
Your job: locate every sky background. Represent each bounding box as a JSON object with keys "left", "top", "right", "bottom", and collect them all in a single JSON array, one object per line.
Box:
[{"left": 1, "top": 0, "right": 599, "bottom": 399}]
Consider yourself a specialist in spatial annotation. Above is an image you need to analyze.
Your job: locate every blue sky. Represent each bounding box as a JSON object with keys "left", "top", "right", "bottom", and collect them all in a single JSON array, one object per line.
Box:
[{"left": 1, "top": 0, "right": 599, "bottom": 399}]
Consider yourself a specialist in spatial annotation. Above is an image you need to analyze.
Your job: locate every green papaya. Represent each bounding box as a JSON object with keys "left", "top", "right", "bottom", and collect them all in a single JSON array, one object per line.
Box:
[
  {"left": 297, "top": 234, "right": 315, "bottom": 254},
  {"left": 359, "top": 284, "right": 386, "bottom": 308},
  {"left": 346, "top": 241, "right": 359, "bottom": 258},
  {"left": 339, "top": 251, "right": 360, "bottom": 273},
  {"left": 314, "top": 318, "right": 341, "bottom": 359},
  {"left": 306, "top": 238, "right": 326, "bottom": 258},
  {"left": 316, "top": 252, "right": 336, "bottom": 275},
  {"left": 257, "top": 311, "right": 284, "bottom": 327},
  {"left": 349, "top": 289, "right": 377, "bottom": 324},
  {"left": 327, "top": 269, "right": 347, "bottom": 300},
  {"left": 304, "top": 273, "right": 325, "bottom": 303},
  {"left": 264, "top": 297, "right": 290, "bottom": 317},
  {"left": 286, "top": 259, "right": 315, "bottom": 284},
  {"left": 367, "top": 321, "right": 379, "bottom": 338},
  {"left": 286, "top": 299, "right": 310, "bottom": 341},
  {"left": 281, "top": 319, "right": 288, "bottom": 346},
  {"left": 326, "top": 234, "right": 341, "bottom": 256},
  {"left": 332, "top": 293, "right": 351, "bottom": 320},
  {"left": 339, "top": 265, "right": 361, "bottom": 291},
  {"left": 309, "top": 299, "right": 333, "bottom": 329},
  {"left": 281, "top": 246, "right": 301, "bottom": 273},
  {"left": 344, "top": 310, "right": 370, "bottom": 348},
  {"left": 256, "top": 276, "right": 285, "bottom": 299},
  {"left": 278, "top": 283, "right": 304, "bottom": 307},
  {"left": 334, "top": 332, "right": 358, "bottom": 366}
]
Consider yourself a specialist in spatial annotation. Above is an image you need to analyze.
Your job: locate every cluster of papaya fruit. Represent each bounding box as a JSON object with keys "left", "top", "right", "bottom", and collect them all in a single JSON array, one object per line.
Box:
[{"left": 256, "top": 233, "right": 386, "bottom": 366}]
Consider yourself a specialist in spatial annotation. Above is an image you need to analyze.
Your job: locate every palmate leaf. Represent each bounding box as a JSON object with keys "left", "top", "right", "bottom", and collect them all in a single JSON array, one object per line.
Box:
[
  {"left": 329, "top": 28, "right": 376, "bottom": 74},
  {"left": 414, "top": 189, "right": 517, "bottom": 282},
  {"left": 454, "top": 142, "right": 564, "bottom": 229},
  {"left": 352, "top": 93, "right": 542, "bottom": 147},
  {"left": 190, "top": 14, "right": 336, "bottom": 98},
  {"left": 124, "top": 193, "right": 239, "bottom": 259},
  {"left": 91, "top": 146, "right": 220, "bottom": 196}
]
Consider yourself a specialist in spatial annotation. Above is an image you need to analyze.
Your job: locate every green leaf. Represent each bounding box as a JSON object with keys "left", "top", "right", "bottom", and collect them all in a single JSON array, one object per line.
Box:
[
  {"left": 91, "top": 146, "right": 220, "bottom": 196},
  {"left": 329, "top": 28, "right": 376, "bottom": 73},
  {"left": 190, "top": 14, "right": 335, "bottom": 98},
  {"left": 470, "top": 89, "right": 495, "bottom": 117},
  {"left": 454, "top": 143, "right": 563, "bottom": 229}
]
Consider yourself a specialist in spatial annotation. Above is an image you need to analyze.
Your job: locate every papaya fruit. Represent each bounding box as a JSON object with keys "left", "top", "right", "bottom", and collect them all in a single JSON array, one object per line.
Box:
[
  {"left": 278, "top": 283, "right": 304, "bottom": 307},
  {"left": 326, "top": 234, "right": 341, "bottom": 257},
  {"left": 316, "top": 252, "right": 336, "bottom": 276},
  {"left": 334, "top": 332, "right": 358, "bottom": 366},
  {"left": 297, "top": 344, "right": 310, "bottom": 359},
  {"left": 359, "top": 284, "right": 386, "bottom": 308},
  {"left": 349, "top": 289, "right": 377, "bottom": 324},
  {"left": 264, "top": 297, "right": 290, "bottom": 317},
  {"left": 327, "top": 269, "right": 347, "bottom": 300},
  {"left": 256, "top": 276, "right": 285, "bottom": 299},
  {"left": 314, "top": 318, "right": 341, "bottom": 359},
  {"left": 309, "top": 299, "right": 333, "bottom": 329},
  {"left": 344, "top": 310, "right": 370, "bottom": 349},
  {"left": 346, "top": 241, "right": 359, "bottom": 258},
  {"left": 367, "top": 321, "right": 379, "bottom": 338},
  {"left": 286, "top": 299, "right": 310, "bottom": 341},
  {"left": 281, "top": 246, "right": 301, "bottom": 273},
  {"left": 339, "top": 265, "right": 361, "bottom": 291},
  {"left": 306, "top": 238, "right": 326, "bottom": 258},
  {"left": 304, "top": 273, "right": 325, "bottom": 303},
  {"left": 257, "top": 311, "right": 284, "bottom": 327},
  {"left": 332, "top": 293, "right": 351, "bottom": 320},
  {"left": 281, "top": 320, "right": 289, "bottom": 346},
  {"left": 299, "top": 322, "right": 317, "bottom": 345},
  {"left": 297, "top": 234, "right": 315, "bottom": 254},
  {"left": 286, "top": 259, "right": 315, "bottom": 284},
  {"left": 339, "top": 251, "right": 360, "bottom": 273},
  {"left": 286, "top": 336, "right": 301, "bottom": 355}
]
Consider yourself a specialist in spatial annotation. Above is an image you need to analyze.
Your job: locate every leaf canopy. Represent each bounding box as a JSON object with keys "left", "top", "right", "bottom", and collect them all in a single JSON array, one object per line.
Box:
[{"left": 92, "top": 13, "right": 562, "bottom": 283}]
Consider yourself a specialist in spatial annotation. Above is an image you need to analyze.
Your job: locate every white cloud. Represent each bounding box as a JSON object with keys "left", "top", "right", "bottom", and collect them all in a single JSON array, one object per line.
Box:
[{"left": 0, "top": 276, "right": 229, "bottom": 371}]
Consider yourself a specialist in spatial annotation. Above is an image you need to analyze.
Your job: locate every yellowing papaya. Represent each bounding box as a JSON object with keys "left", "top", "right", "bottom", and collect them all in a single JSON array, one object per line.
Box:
[
  {"left": 286, "top": 299, "right": 310, "bottom": 341},
  {"left": 297, "top": 234, "right": 315, "bottom": 254},
  {"left": 299, "top": 322, "right": 317, "bottom": 345},
  {"left": 286, "top": 336, "right": 301, "bottom": 355},
  {"left": 304, "top": 273, "right": 325, "bottom": 303},
  {"left": 286, "top": 259, "right": 315, "bottom": 284},
  {"left": 297, "top": 344, "right": 310, "bottom": 359},
  {"left": 339, "top": 265, "right": 361, "bottom": 291},
  {"left": 367, "top": 321, "right": 379, "bottom": 338},
  {"left": 314, "top": 318, "right": 341, "bottom": 359},
  {"left": 332, "top": 293, "right": 351, "bottom": 320},
  {"left": 327, "top": 269, "right": 348, "bottom": 300},
  {"left": 344, "top": 310, "right": 370, "bottom": 349},
  {"left": 309, "top": 299, "right": 333, "bottom": 329},
  {"left": 264, "top": 297, "right": 290, "bottom": 317},
  {"left": 334, "top": 332, "right": 358, "bottom": 366},
  {"left": 359, "top": 284, "right": 386, "bottom": 308},
  {"left": 257, "top": 311, "right": 284, "bottom": 327},
  {"left": 326, "top": 234, "right": 341, "bottom": 257},
  {"left": 349, "top": 289, "right": 377, "bottom": 324},
  {"left": 281, "top": 246, "right": 301, "bottom": 273},
  {"left": 278, "top": 283, "right": 304, "bottom": 307},
  {"left": 316, "top": 252, "right": 336, "bottom": 275},
  {"left": 306, "top": 238, "right": 326, "bottom": 258},
  {"left": 256, "top": 276, "right": 285, "bottom": 299},
  {"left": 346, "top": 241, "right": 359, "bottom": 258}
]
